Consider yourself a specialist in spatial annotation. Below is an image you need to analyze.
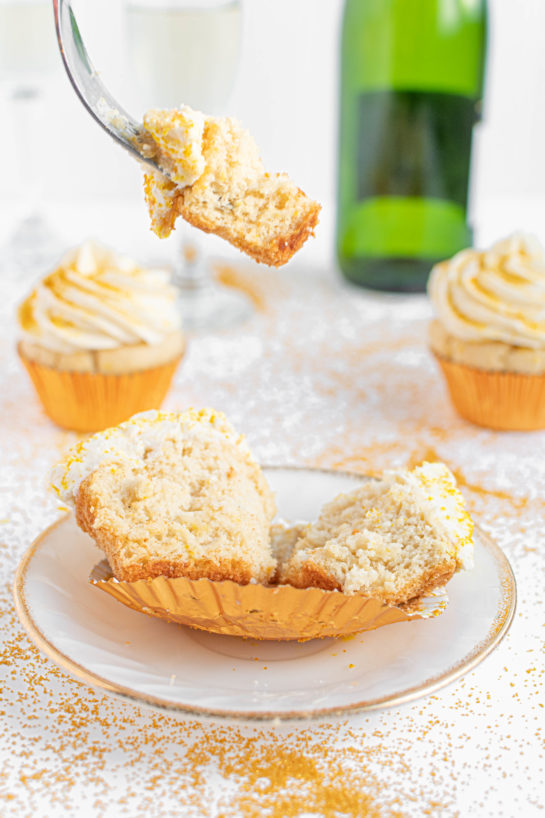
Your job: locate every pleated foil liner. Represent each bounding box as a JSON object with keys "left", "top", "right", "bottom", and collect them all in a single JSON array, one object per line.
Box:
[
  {"left": 434, "top": 352, "right": 545, "bottom": 431},
  {"left": 90, "top": 560, "right": 449, "bottom": 641},
  {"left": 18, "top": 347, "right": 183, "bottom": 433}
]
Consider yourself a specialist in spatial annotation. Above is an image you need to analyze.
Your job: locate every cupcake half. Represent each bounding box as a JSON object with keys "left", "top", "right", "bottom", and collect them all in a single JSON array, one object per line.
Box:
[
  {"left": 53, "top": 408, "right": 277, "bottom": 584},
  {"left": 18, "top": 241, "right": 185, "bottom": 432},
  {"left": 428, "top": 234, "right": 545, "bottom": 430}
]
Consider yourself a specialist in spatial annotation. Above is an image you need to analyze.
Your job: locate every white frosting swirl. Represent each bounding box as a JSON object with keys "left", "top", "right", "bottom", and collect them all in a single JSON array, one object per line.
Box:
[
  {"left": 18, "top": 241, "right": 181, "bottom": 354},
  {"left": 143, "top": 105, "right": 206, "bottom": 188},
  {"left": 428, "top": 234, "right": 545, "bottom": 349},
  {"left": 142, "top": 105, "right": 206, "bottom": 239}
]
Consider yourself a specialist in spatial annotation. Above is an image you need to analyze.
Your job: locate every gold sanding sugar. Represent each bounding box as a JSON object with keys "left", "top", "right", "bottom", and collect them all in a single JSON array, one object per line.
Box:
[
  {"left": 3, "top": 263, "right": 545, "bottom": 816},
  {"left": 185, "top": 731, "right": 393, "bottom": 817},
  {"left": 214, "top": 263, "right": 269, "bottom": 313}
]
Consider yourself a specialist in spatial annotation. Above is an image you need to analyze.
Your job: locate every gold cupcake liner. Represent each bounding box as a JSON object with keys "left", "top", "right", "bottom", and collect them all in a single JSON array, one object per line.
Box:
[
  {"left": 90, "top": 560, "right": 448, "bottom": 641},
  {"left": 434, "top": 353, "right": 545, "bottom": 431},
  {"left": 18, "top": 349, "right": 182, "bottom": 433}
]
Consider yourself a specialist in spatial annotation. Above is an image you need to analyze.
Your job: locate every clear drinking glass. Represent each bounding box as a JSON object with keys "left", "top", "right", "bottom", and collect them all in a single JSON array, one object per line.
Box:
[
  {"left": 125, "top": 0, "right": 252, "bottom": 331},
  {"left": 0, "top": 0, "right": 62, "bottom": 279}
]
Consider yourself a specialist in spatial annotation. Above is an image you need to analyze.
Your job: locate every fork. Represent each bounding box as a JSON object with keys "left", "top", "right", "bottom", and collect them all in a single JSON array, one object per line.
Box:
[{"left": 52, "top": 0, "right": 160, "bottom": 174}]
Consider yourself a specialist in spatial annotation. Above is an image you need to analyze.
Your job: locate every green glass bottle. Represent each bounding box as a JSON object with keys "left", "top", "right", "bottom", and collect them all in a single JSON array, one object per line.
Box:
[{"left": 336, "top": 0, "right": 487, "bottom": 292}]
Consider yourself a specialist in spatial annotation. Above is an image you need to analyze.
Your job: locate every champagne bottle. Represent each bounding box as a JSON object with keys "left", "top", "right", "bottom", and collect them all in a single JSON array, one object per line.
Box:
[{"left": 336, "top": 0, "right": 487, "bottom": 292}]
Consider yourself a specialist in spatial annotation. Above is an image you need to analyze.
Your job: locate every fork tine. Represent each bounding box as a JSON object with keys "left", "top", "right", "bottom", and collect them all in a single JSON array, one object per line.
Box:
[{"left": 52, "top": 0, "right": 157, "bottom": 167}]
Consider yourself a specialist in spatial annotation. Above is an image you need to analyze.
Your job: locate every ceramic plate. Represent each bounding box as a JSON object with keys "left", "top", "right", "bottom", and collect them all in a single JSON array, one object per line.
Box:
[{"left": 13, "top": 467, "right": 516, "bottom": 722}]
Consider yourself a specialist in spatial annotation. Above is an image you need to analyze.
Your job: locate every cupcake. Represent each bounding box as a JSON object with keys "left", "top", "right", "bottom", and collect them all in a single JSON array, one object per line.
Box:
[
  {"left": 53, "top": 413, "right": 458, "bottom": 640},
  {"left": 18, "top": 241, "right": 185, "bottom": 432},
  {"left": 278, "top": 462, "right": 473, "bottom": 603},
  {"left": 54, "top": 408, "right": 276, "bottom": 583},
  {"left": 428, "top": 234, "right": 545, "bottom": 430}
]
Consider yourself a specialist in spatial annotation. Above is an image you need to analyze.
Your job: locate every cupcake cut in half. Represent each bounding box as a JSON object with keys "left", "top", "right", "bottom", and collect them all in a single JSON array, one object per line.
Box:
[
  {"left": 53, "top": 409, "right": 276, "bottom": 584},
  {"left": 54, "top": 412, "right": 473, "bottom": 610},
  {"left": 278, "top": 463, "right": 474, "bottom": 605}
]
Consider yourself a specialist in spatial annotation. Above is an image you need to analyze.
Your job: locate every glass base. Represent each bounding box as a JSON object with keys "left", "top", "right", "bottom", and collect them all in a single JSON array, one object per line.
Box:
[
  {"left": 177, "top": 279, "right": 253, "bottom": 332},
  {"left": 339, "top": 255, "right": 441, "bottom": 293},
  {"left": 1, "top": 213, "right": 62, "bottom": 281}
]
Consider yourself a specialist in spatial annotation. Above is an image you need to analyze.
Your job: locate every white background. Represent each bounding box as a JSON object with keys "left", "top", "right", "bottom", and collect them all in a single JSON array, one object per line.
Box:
[
  {"left": 2, "top": 0, "right": 545, "bottom": 259},
  {"left": 0, "top": 8, "right": 543, "bottom": 815}
]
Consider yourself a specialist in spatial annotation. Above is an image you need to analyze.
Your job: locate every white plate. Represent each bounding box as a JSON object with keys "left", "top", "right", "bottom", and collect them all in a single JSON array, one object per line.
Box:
[{"left": 13, "top": 467, "right": 516, "bottom": 722}]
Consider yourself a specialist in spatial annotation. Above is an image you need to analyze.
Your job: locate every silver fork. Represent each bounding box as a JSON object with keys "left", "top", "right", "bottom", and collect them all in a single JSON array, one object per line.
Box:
[{"left": 52, "top": 0, "right": 160, "bottom": 173}]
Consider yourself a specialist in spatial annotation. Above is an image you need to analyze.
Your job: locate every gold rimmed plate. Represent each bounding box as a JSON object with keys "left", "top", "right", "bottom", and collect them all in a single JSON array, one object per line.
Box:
[{"left": 13, "top": 467, "right": 516, "bottom": 722}]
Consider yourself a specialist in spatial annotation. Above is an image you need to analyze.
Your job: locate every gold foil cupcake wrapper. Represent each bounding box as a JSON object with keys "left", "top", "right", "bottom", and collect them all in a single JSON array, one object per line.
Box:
[
  {"left": 18, "top": 349, "right": 182, "bottom": 433},
  {"left": 90, "top": 560, "right": 448, "bottom": 641},
  {"left": 434, "top": 353, "right": 545, "bottom": 431}
]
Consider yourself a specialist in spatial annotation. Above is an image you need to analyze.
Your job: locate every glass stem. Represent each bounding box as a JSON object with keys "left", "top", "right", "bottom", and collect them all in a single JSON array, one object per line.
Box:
[
  {"left": 9, "top": 85, "right": 46, "bottom": 220},
  {"left": 174, "top": 239, "right": 212, "bottom": 292}
]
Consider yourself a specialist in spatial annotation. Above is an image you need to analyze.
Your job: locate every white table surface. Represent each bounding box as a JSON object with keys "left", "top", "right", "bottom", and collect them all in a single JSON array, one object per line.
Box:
[{"left": 0, "top": 201, "right": 543, "bottom": 817}]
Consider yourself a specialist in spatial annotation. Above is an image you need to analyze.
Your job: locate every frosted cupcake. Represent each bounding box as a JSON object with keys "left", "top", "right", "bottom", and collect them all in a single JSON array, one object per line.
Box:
[
  {"left": 428, "top": 234, "right": 545, "bottom": 430},
  {"left": 18, "top": 241, "right": 185, "bottom": 432}
]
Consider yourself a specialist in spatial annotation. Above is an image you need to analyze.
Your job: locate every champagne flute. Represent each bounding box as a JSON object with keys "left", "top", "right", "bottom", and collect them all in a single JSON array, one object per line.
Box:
[
  {"left": 0, "top": 0, "right": 62, "bottom": 279},
  {"left": 125, "top": 0, "right": 252, "bottom": 330}
]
